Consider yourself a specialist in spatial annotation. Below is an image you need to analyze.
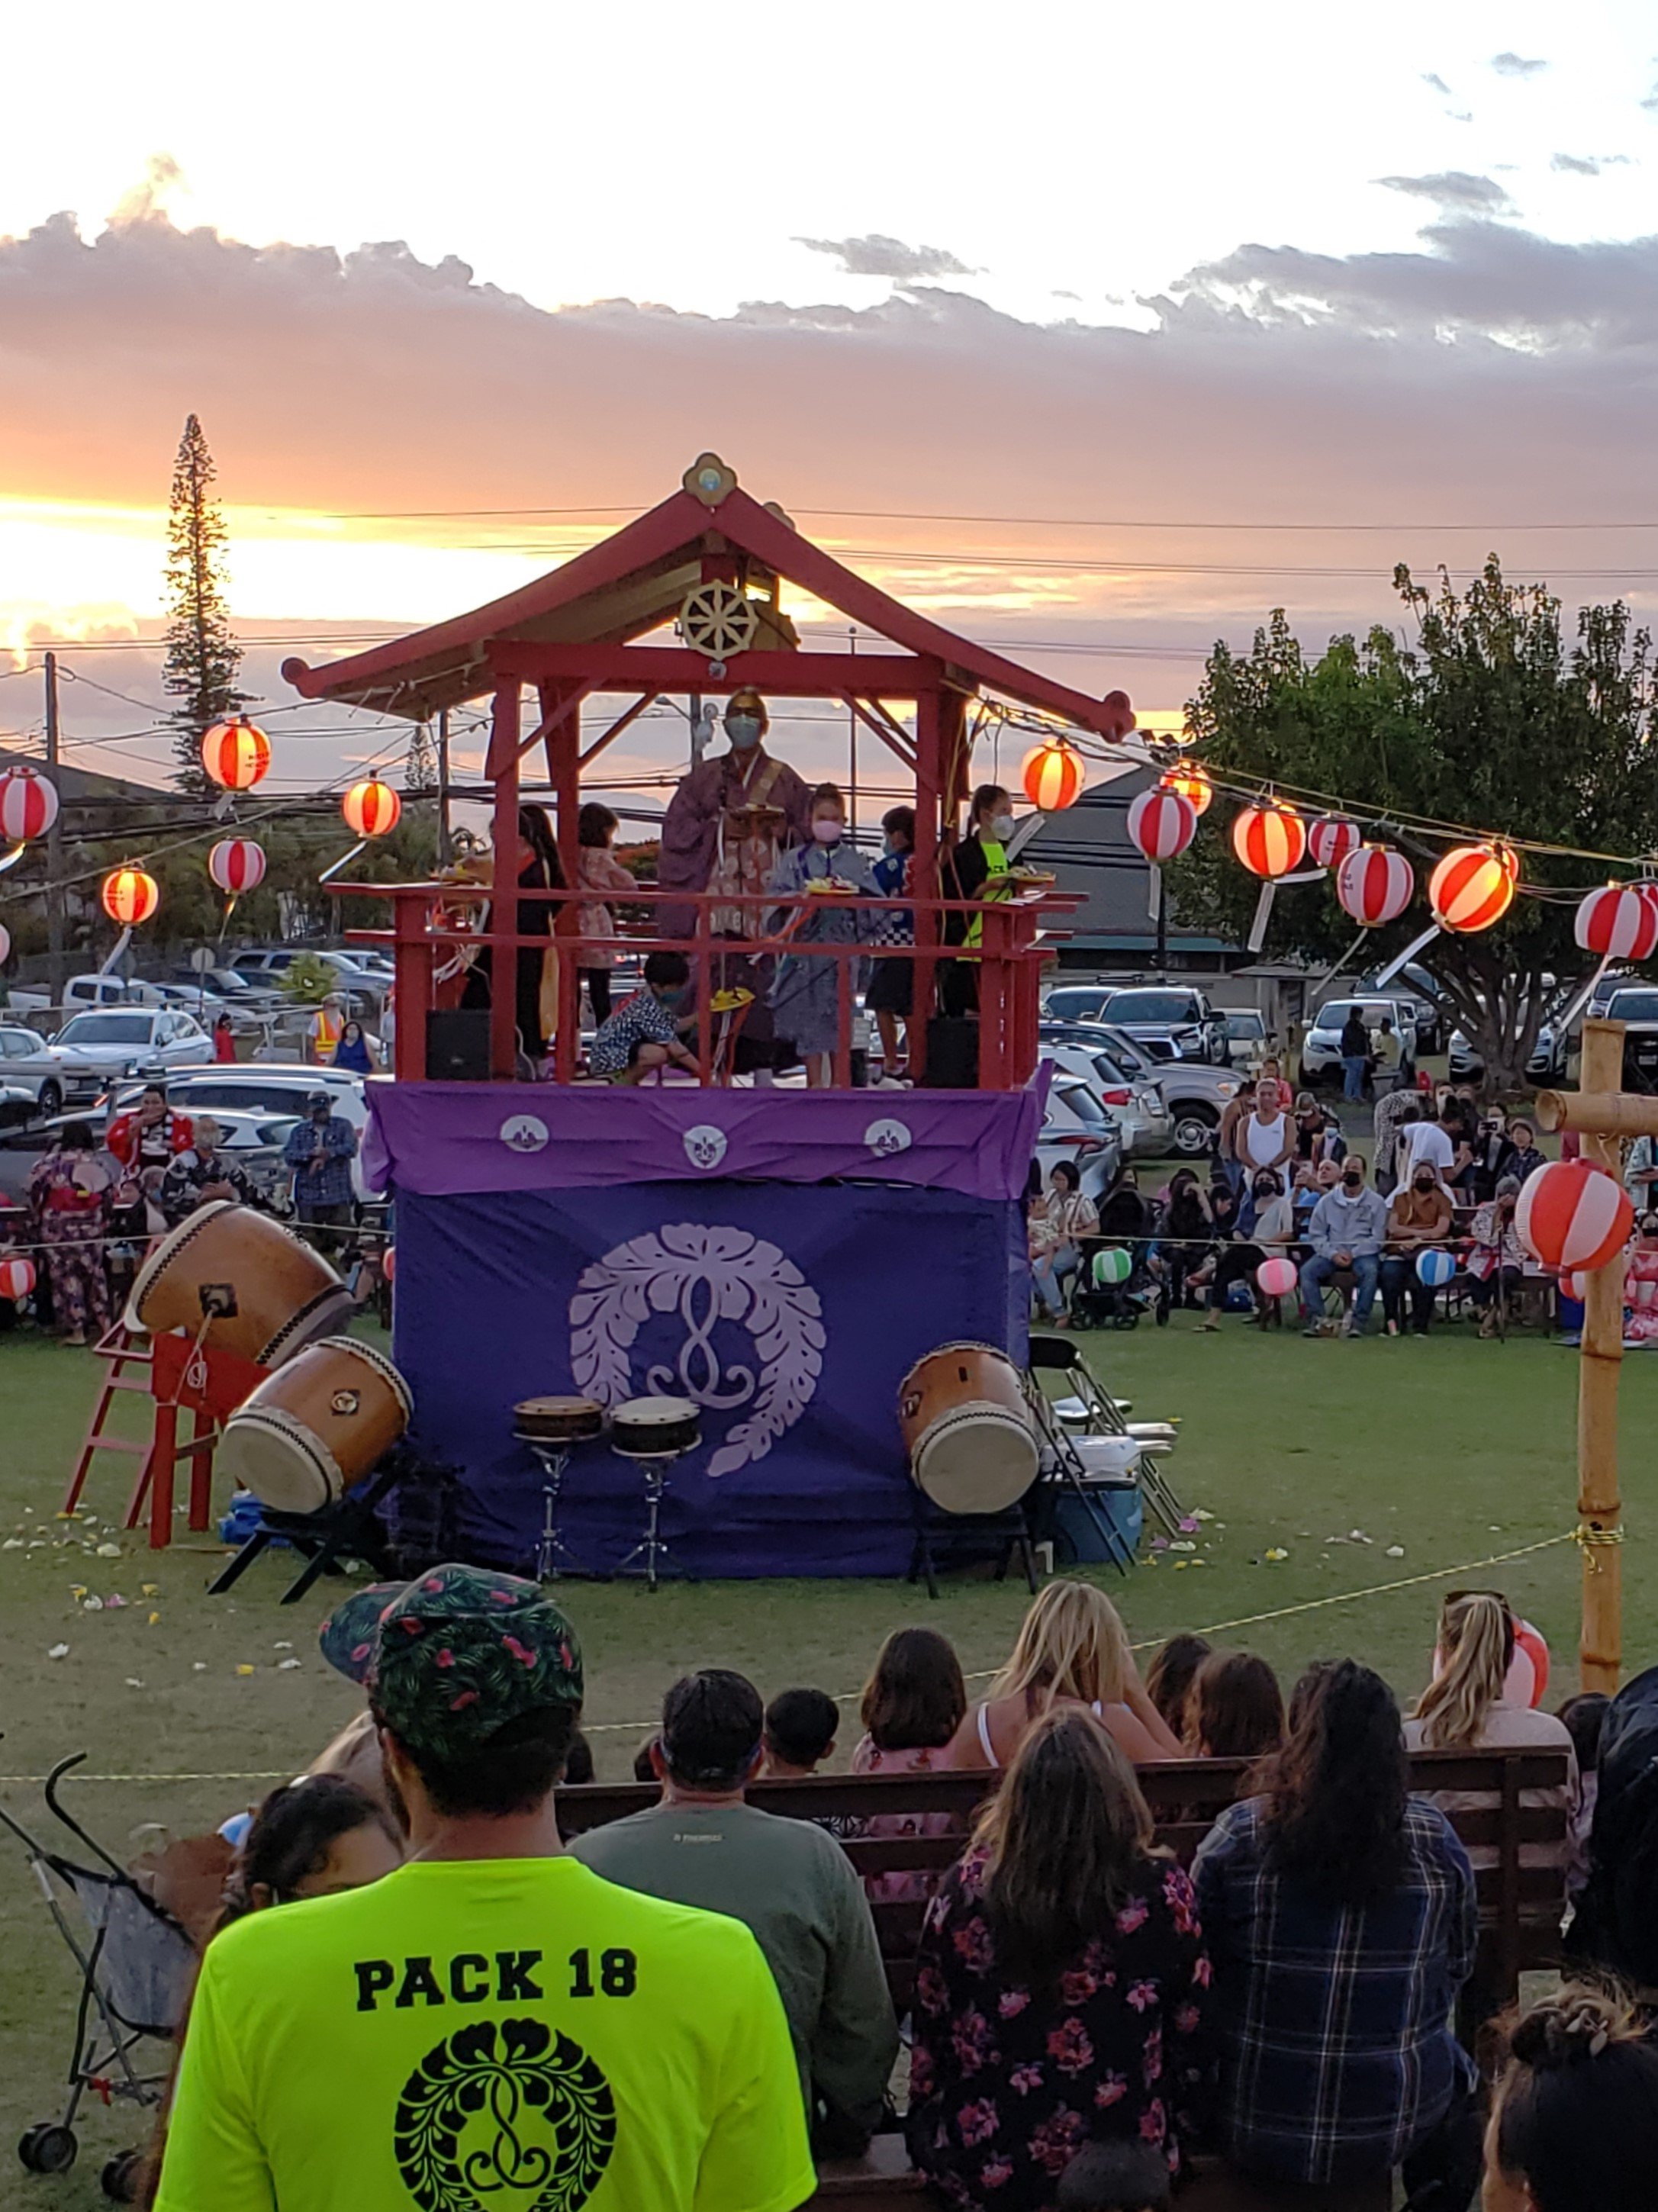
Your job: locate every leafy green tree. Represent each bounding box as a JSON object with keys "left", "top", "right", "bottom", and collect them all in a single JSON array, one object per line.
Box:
[
  {"left": 162, "top": 414, "right": 248, "bottom": 794},
  {"left": 1176, "top": 560, "right": 1658, "bottom": 1093}
]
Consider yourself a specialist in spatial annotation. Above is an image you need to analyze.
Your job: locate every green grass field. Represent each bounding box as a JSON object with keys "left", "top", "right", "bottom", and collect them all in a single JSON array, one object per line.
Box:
[{"left": 0, "top": 1309, "right": 1647, "bottom": 2198}]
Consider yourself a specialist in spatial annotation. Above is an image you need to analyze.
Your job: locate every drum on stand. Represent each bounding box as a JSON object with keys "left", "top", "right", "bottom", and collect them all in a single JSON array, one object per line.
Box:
[
  {"left": 513, "top": 1397, "right": 605, "bottom": 1446},
  {"left": 610, "top": 1397, "right": 700, "bottom": 1458},
  {"left": 899, "top": 1341, "right": 1039, "bottom": 1516},
  {"left": 126, "top": 1201, "right": 353, "bottom": 1369},
  {"left": 218, "top": 1338, "right": 413, "bottom": 1515}
]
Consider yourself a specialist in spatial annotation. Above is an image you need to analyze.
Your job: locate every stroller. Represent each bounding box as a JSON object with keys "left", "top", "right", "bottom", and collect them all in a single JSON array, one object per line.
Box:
[
  {"left": 1067, "top": 1236, "right": 1157, "bottom": 1330},
  {"left": 2, "top": 1753, "right": 210, "bottom": 2201}
]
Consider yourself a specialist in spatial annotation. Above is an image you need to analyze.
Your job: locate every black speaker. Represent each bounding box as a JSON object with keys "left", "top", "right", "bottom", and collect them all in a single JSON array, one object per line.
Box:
[
  {"left": 919, "top": 1016, "right": 980, "bottom": 1088},
  {"left": 426, "top": 1009, "right": 492, "bottom": 1080}
]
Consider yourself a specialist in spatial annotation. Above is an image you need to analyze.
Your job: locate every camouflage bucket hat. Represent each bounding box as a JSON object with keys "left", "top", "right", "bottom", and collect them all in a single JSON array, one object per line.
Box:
[{"left": 319, "top": 1563, "right": 582, "bottom": 1761}]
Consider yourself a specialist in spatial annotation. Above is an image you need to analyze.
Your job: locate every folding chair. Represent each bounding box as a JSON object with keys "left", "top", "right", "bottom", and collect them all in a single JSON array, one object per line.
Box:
[
  {"left": 1025, "top": 1333, "right": 1187, "bottom": 1535},
  {"left": 1022, "top": 1383, "right": 1139, "bottom": 1574}
]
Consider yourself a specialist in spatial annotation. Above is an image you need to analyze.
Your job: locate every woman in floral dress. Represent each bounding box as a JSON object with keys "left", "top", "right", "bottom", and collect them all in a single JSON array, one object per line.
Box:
[
  {"left": 908, "top": 1709, "right": 1210, "bottom": 2209},
  {"left": 28, "top": 1122, "right": 113, "bottom": 1344}
]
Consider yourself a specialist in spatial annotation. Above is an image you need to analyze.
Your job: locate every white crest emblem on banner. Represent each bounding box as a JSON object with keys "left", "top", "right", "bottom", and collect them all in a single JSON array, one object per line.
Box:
[
  {"left": 569, "top": 1225, "right": 824, "bottom": 1476},
  {"left": 499, "top": 1114, "right": 549, "bottom": 1153},
  {"left": 863, "top": 1118, "right": 913, "bottom": 1157},
  {"left": 682, "top": 1124, "right": 729, "bottom": 1171}
]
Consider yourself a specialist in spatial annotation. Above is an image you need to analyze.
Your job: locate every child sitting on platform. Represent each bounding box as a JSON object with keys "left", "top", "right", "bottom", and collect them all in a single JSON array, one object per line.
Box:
[
  {"left": 588, "top": 950, "right": 700, "bottom": 1083},
  {"left": 764, "top": 1687, "right": 841, "bottom": 1779}
]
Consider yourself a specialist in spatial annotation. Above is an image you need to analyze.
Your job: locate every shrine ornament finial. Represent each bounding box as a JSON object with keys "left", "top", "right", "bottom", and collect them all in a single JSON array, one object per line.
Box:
[{"left": 684, "top": 452, "right": 738, "bottom": 507}]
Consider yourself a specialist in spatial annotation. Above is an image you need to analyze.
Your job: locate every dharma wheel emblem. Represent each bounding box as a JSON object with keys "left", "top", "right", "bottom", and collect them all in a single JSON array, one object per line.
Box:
[{"left": 679, "top": 581, "right": 759, "bottom": 662}]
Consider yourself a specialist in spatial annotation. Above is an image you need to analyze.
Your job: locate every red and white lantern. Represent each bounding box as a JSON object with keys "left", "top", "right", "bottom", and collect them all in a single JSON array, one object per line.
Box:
[
  {"left": 382, "top": 1245, "right": 396, "bottom": 1284},
  {"left": 1307, "top": 816, "right": 1362, "bottom": 871},
  {"left": 1161, "top": 765, "right": 1213, "bottom": 816},
  {"left": 101, "top": 864, "right": 160, "bottom": 929},
  {"left": 0, "top": 922, "right": 10, "bottom": 966},
  {"left": 1516, "top": 1159, "right": 1633, "bottom": 1275},
  {"left": 1575, "top": 884, "right": 1658, "bottom": 964},
  {"left": 1429, "top": 845, "right": 1518, "bottom": 934},
  {"left": 208, "top": 838, "right": 267, "bottom": 897},
  {"left": 0, "top": 1256, "right": 35, "bottom": 1303},
  {"left": 1231, "top": 803, "right": 1307, "bottom": 880},
  {"left": 0, "top": 766, "right": 59, "bottom": 843},
  {"left": 1022, "top": 739, "right": 1086, "bottom": 813},
  {"left": 1126, "top": 787, "right": 1197, "bottom": 864},
  {"left": 342, "top": 779, "right": 401, "bottom": 839},
  {"left": 1335, "top": 845, "right": 1415, "bottom": 929},
  {"left": 201, "top": 718, "right": 272, "bottom": 792}
]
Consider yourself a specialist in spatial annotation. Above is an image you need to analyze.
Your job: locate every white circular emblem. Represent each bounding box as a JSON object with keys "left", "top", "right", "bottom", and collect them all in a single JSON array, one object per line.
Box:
[
  {"left": 499, "top": 1113, "right": 549, "bottom": 1154},
  {"left": 683, "top": 1124, "right": 729, "bottom": 1171},
  {"left": 864, "top": 1117, "right": 913, "bottom": 1158}
]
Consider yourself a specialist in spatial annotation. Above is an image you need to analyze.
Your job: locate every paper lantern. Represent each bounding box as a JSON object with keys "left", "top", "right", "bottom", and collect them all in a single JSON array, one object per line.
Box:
[
  {"left": 1308, "top": 816, "right": 1362, "bottom": 871},
  {"left": 1160, "top": 765, "right": 1213, "bottom": 816},
  {"left": 1334, "top": 844, "right": 1415, "bottom": 929},
  {"left": 1575, "top": 884, "right": 1658, "bottom": 964},
  {"left": 1231, "top": 803, "right": 1307, "bottom": 880},
  {"left": 101, "top": 865, "right": 159, "bottom": 928},
  {"left": 0, "top": 922, "right": 10, "bottom": 965},
  {"left": 1416, "top": 1248, "right": 1457, "bottom": 1288},
  {"left": 1126, "top": 787, "right": 1197, "bottom": 865},
  {"left": 1516, "top": 1158, "right": 1632, "bottom": 1273},
  {"left": 1091, "top": 1247, "right": 1133, "bottom": 1287},
  {"left": 0, "top": 766, "right": 60, "bottom": 843},
  {"left": 1255, "top": 1256, "right": 1299, "bottom": 1298},
  {"left": 208, "top": 838, "right": 267, "bottom": 897},
  {"left": 382, "top": 1245, "right": 396, "bottom": 1285},
  {"left": 201, "top": 718, "right": 272, "bottom": 792},
  {"left": 1022, "top": 739, "right": 1085, "bottom": 813},
  {"left": 1429, "top": 844, "right": 1518, "bottom": 934},
  {"left": 342, "top": 779, "right": 401, "bottom": 838},
  {"left": 0, "top": 1256, "right": 35, "bottom": 1302}
]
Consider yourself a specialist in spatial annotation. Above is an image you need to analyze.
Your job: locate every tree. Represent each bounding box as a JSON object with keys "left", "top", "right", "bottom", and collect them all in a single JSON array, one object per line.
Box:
[
  {"left": 404, "top": 721, "right": 439, "bottom": 793},
  {"left": 1174, "top": 560, "right": 1658, "bottom": 1093},
  {"left": 162, "top": 414, "right": 248, "bottom": 794}
]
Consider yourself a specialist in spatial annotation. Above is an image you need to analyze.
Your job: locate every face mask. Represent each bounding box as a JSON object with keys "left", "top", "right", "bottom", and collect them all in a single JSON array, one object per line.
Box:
[
  {"left": 1343, "top": 1174, "right": 1362, "bottom": 1191},
  {"left": 1414, "top": 1177, "right": 1434, "bottom": 1192},
  {"left": 812, "top": 818, "right": 842, "bottom": 845},
  {"left": 989, "top": 813, "right": 1016, "bottom": 842},
  {"left": 726, "top": 715, "right": 761, "bottom": 751}
]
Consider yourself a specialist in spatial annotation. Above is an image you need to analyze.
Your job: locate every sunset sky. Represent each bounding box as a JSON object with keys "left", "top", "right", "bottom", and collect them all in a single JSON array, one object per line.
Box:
[{"left": 4, "top": 0, "right": 1658, "bottom": 817}]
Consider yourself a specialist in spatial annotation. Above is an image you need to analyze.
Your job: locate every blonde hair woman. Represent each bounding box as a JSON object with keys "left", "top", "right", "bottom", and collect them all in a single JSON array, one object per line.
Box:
[
  {"left": 1403, "top": 1592, "right": 1577, "bottom": 1874},
  {"left": 946, "top": 1579, "right": 1184, "bottom": 1771}
]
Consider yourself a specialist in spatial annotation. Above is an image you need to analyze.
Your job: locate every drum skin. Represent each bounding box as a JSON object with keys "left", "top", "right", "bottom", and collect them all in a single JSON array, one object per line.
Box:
[
  {"left": 219, "top": 1337, "right": 412, "bottom": 1515},
  {"left": 126, "top": 1201, "right": 353, "bottom": 1368},
  {"left": 610, "top": 1396, "right": 700, "bottom": 1456},
  {"left": 513, "top": 1396, "right": 605, "bottom": 1444},
  {"left": 900, "top": 1342, "right": 1039, "bottom": 1515}
]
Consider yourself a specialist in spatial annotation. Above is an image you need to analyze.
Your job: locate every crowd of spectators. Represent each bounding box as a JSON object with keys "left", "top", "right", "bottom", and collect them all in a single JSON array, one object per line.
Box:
[{"left": 143, "top": 1569, "right": 1657, "bottom": 2212}]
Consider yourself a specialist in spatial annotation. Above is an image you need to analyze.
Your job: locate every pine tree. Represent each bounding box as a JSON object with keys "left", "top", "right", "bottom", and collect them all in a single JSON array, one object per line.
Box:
[
  {"left": 162, "top": 414, "right": 248, "bottom": 793},
  {"left": 404, "top": 720, "right": 439, "bottom": 793}
]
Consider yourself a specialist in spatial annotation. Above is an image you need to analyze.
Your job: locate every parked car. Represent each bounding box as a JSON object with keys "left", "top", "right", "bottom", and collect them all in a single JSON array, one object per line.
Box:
[
  {"left": 99, "top": 1064, "right": 374, "bottom": 1200},
  {"left": 7, "top": 973, "right": 140, "bottom": 1019},
  {"left": 0, "top": 1022, "right": 75, "bottom": 1116},
  {"left": 1447, "top": 1023, "right": 1566, "bottom": 1085},
  {"left": 1302, "top": 997, "right": 1419, "bottom": 1087},
  {"left": 232, "top": 947, "right": 388, "bottom": 999},
  {"left": 1041, "top": 1019, "right": 1244, "bottom": 1157},
  {"left": 1087, "top": 986, "right": 1227, "bottom": 1064},
  {"left": 1039, "top": 1043, "right": 1174, "bottom": 1160},
  {"left": 1215, "top": 1008, "right": 1269, "bottom": 1070},
  {"left": 169, "top": 965, "right": 283, "bottom": 1007},
  {"left": 1354, "top": 964, "right": 1444, "bottom": 1054},
  {"left": 28, "top": 1008, "right": 215, "bottom": 1102},
  {"left": 1035, "top": 1075, "right": 1125, "bottom": 1207}
]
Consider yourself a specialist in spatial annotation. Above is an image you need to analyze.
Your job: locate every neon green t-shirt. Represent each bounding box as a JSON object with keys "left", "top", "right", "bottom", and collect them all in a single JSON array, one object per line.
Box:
[{"left": 154, "top": 1855, "right": 816, "bottom": 2212}]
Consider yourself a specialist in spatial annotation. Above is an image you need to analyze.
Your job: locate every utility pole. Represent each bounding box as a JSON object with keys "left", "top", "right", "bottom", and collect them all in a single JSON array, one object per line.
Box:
[
  {"left": 436, "top": 707, "right": 452, "bottom": 866},
  {"left": 848, "top": 626, "right": 858, "bottom": 835},
  {"left": 43, "top": 652, "right": 66, "bottom": 997}
]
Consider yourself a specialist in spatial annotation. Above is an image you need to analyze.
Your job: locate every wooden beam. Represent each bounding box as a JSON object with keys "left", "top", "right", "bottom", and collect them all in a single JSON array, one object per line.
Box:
[
  {"left": 489, "top": 684, "right": 522, "bottom": 1080},
  {"left": 491, "top": 642, "right": 930, "bottom": 696},
  {"left": 839, "top": 693, "right": 916, "bottom": 771},
  {"left": 1535, "top": 1088, "right": 1658, "bottom": 1140},
  {"left": 580, "top": 692, "right": 661, "bottom": 771},
  {"left": 1576, "top": 1019, "right": 1626, "bottom": 1694}
]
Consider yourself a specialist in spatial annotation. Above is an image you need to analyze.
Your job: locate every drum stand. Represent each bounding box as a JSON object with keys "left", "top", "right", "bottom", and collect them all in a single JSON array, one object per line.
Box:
[
  {"left": 518, "top": 1440, "right": 597, "bottom": 1581},
  {"left": 611, "top": 1448, "right": 692, "bottom": 1592}
]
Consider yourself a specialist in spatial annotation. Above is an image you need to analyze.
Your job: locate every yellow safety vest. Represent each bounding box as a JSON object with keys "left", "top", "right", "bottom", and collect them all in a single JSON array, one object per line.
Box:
[{"left": 963, "top": 838, "right": 1009, "bottom": 951}]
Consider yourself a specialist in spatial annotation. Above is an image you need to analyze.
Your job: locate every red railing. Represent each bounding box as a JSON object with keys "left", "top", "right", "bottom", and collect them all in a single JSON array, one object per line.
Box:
[{"left": 336, "top": 878, "right": 1077, "bottom": 1090}]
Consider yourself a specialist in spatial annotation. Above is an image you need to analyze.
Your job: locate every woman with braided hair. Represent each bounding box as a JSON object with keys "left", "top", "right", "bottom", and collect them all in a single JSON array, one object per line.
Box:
[{"left": 1483, "top": 1986, "right": 1658, "bottom": 2212}]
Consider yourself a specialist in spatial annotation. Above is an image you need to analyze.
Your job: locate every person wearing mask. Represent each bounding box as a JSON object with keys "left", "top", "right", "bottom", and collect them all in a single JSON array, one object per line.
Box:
[
  {"left": 945, "top": 1579, "right": 1184, "bottom": 1771},
  {"left": 211, "top": 1011, "right": 238, "bottom": 1064},
  {"left": 1152, "top": 1166, "right": 1212, "bottom": 1315},
  {"left": 27, "top": 1122, "right": 114, "bottom": 1345},
  {"left": 330, "top": 1019, "right": 377, "bottom": 1075},
  {"left": 1292, "top": 1093, "right": 1346, "bottom": 1167},
  {"left": 1030, "top": 1158, "right": 1099, "bottom": 1324},
  {"left": 1299, "top": 1152, "right": 1389, "bottom": 1337},
  {"left": 1204, "top": 1159, "right": 1241, "bottom": 1243},
  {"left": 767, "top": 781, "right": 877, "bottom": 1087},
  {"left": 1468, "top": 1174, "right": 1528, "bottom": 1337},
  {"left": 908, "top": 1711, "right": 1211, "bottom": 2210},
  {"left": 305, "top": 990, "right": 347, "bottom": 1067},
  {"left": 1470, "top": 1105, "right": 1516, "bottom": 1204},
  {"left": 1506, "top": 1117, "right": 1547, "bottom": 1186},
  {"left": 587, "top": 950, "right": 700, "bottom": 1083},
  {"left": 282, "top": 1090, "right": 359, "bottom": 1238},
  {"left": 460, "top": 804, "right": 565, "bottom": 1064},
  {"left": 940, "top": 783, "right": 1016, "bottom": 1017},
  {"left": 866, "top": 803, "right": 916, "bottom": 1079},
  {"left": 1338, "top": 1005, "right": 1372, "bottom": 1103},
  {"left": 570, "top": 1668, "right": 897, "bottom": 2158},
  {"left": 1194, "top": 1660, "right": 1481, "bottom": 2204},
  {"left": 1186, "top": 1650, "right": 1285, "bottom": 1761},
  {"left": 1396, "top": 1096, "right": 1460, "bottom": 1196},
  {"left": 1482, "top": 1986, "right": 1658, "bottom": 2212},
  {"left": 574, "top": 800, "right": 637, "bottom": 1032},
  {"left": 156, "top": 1569, "right": 813, "bottom": 2212},
  {"left": 1200, "top": 1165, "right": 1294, "bottom": 1328},
  {"left": 159, "top": 1116, "right": 254, "bottom": 1225},
  {"left": 1380, "top": 1163, "right": 1457, "bottom": 1335}
]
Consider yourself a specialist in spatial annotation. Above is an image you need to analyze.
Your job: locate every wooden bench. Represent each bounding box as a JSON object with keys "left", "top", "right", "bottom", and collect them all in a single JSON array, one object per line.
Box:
[{"left": 557, "top": 1747, "right": 1568, "bottom": 2208}]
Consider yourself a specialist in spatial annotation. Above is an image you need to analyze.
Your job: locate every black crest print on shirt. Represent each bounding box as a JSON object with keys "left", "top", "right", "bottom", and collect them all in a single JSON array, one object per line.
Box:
[{"left": 394, "top": 2018, "right": 617, "bottom": 2212}]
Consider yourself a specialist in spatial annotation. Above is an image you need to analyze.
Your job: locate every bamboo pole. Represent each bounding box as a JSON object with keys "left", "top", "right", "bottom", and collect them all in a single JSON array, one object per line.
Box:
[
  {"left": 1536, "top": 1089, "right": 1658, "bottom": 1140},
  {"left": 1576, "top": 1019, "right": 1626, "bottom": 1693}
]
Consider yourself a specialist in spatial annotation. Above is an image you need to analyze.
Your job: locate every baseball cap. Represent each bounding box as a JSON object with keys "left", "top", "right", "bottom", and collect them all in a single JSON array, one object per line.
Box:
[{"left": 318, "top": 1563, "right": 582, "bottom": 1761}]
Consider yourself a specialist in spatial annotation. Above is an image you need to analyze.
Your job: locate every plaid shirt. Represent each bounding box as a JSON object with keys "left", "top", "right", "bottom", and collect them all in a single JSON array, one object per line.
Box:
[
  {"left": 1192, "top": 1796, "right": 1476, "bottom": 2185},
  {"left": 282, "top": 1115, "right": 358, "bottom": 1209},
  {"left": 588, "top": 987, "right": 678, "bottom": 1076}
]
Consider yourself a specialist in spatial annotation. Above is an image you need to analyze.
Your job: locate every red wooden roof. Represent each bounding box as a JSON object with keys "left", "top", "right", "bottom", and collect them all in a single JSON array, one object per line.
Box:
[{"left": 282, "top": 464, "right": 1135, "bottom": 739}]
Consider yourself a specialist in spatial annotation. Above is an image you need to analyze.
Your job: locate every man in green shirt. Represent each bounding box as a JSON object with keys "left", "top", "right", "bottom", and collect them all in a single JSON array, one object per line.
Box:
[
  {"left": 570, "top": 1669, "right": 898, "bottom": 2156},
  {"left": 155, "top": 1568, "right": 814, "bottom": 2212}
]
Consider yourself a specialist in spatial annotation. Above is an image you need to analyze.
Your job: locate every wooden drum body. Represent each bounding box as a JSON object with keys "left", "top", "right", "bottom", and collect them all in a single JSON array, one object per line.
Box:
[
  {"left": 513, "top": 1396, "right": 605, "bottom": 1445},
  {"left": 218, "top": 1338, "right": 413, "bottom": 1515},
  {"left": 126, "top": 1202, "right": 353, "bottom": 1369},
  {"left": 610, "top": 1396, "right": 700, "bottom": 1457},
  {"left": 899, "top": 1341, "right": 1038, "bottom": 1515}
]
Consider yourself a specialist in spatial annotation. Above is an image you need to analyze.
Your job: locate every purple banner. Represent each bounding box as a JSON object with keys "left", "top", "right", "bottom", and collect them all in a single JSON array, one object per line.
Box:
[{"left": 363, "top": 1080, "right": 1042, "bottom": 1204}]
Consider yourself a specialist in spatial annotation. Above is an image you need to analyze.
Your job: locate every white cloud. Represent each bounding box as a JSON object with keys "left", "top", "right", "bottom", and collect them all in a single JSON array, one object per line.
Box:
[
  {"left": 1491, "top": 52, "right": 1549, "bottom": 78},
  {"left": 794, "top": 234, "right": 975, "bottom": 280}
]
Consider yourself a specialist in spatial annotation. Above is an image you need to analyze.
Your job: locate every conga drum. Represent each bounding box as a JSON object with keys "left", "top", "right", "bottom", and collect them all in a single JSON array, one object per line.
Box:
[
  {"left": 217, "top": 1338, "right": 413, "bottom": 1515},
  {"left": 126, "top": 1202, "right": 353, "bottom": 1368},
  {"left": 899, "top": 1342, "right": 1039, "bottom": 1515}
]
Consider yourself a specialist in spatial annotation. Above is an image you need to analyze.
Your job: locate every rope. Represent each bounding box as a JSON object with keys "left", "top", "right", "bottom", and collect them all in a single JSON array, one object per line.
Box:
[{"left": 0, "top": 1532, "right": 1584, "bottom": 1784}]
